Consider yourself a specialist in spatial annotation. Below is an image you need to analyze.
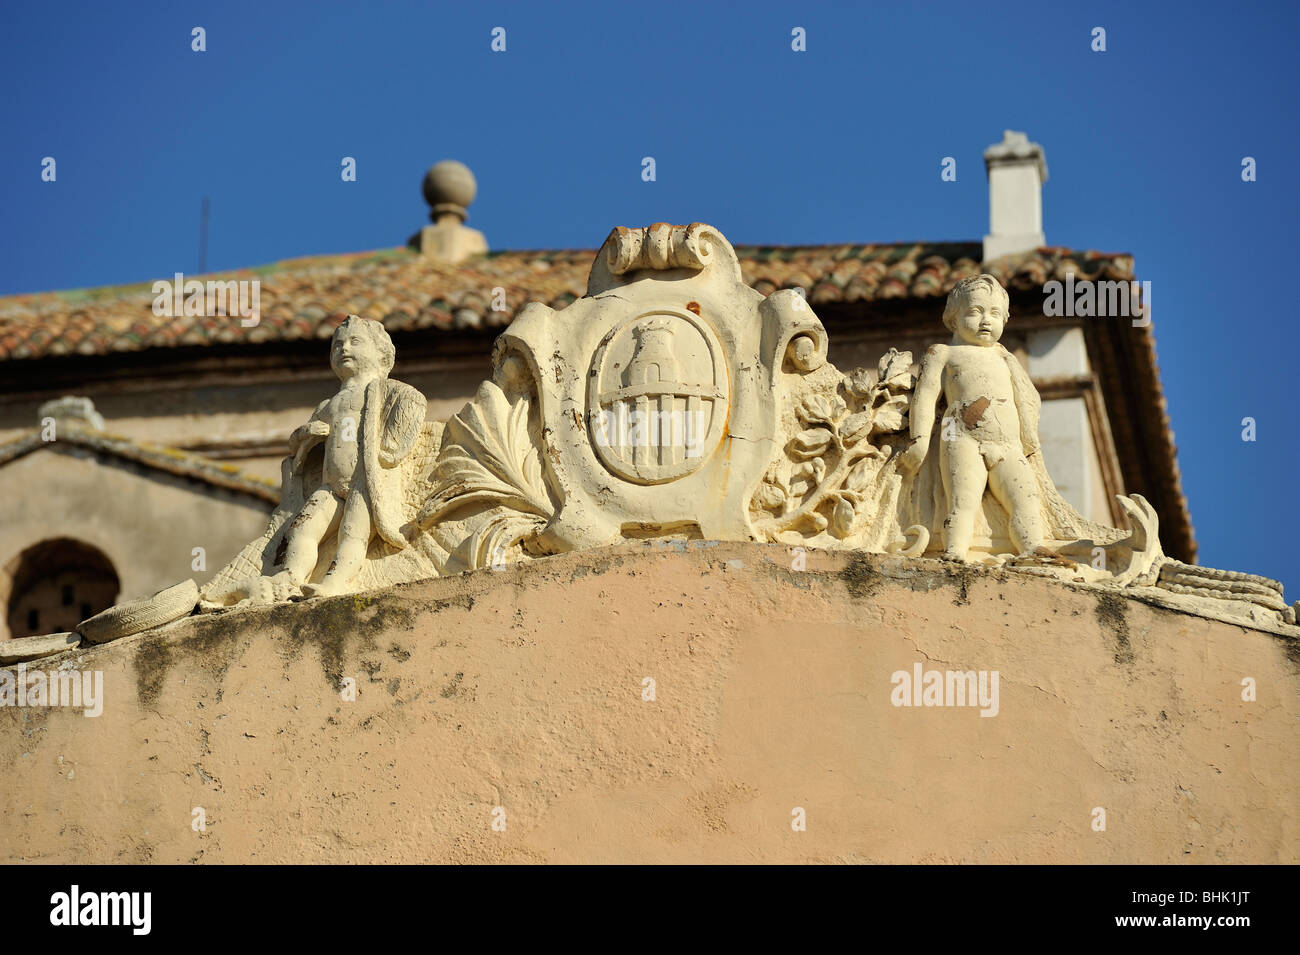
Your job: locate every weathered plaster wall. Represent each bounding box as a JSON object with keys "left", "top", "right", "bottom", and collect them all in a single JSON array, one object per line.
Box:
[{"left": 3, "top": 543, "right": 1295, "bottom": 863}]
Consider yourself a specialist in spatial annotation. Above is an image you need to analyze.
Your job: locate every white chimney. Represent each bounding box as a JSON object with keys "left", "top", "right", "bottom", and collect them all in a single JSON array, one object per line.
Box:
[{"left": 982, "top": 130, "right": 1048, "bottom": 262}]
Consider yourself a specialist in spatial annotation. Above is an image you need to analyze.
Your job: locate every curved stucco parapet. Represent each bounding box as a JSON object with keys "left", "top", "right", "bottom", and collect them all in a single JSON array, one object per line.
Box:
[{"left": 4, "top": 542, "right": 1296, "bottom": 863}]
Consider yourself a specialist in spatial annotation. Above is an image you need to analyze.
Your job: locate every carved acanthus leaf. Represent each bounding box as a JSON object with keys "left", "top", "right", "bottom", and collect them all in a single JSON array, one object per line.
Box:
[{"left": 418, "top": 381, "right": 554, "bottom": 528}]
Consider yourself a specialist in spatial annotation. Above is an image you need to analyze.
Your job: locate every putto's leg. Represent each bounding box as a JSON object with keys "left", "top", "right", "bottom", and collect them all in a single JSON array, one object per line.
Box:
[
  {"left": 303, "top": 489, "right": 372, "bottom": 597},
  {"left": 941, "top": 437, "right": 987, "bottom": 561},
  {"left": 988, "top": 455, "right": 1044, "bottom": 555},
  {"left": 282, "top": 488, "right": 343, "bottom": 585}
]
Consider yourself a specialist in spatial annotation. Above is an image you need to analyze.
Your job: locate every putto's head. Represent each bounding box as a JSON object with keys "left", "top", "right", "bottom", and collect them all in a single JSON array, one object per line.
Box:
[
  {"left": 942, "top": 274, "right": 1010, "bottom": 345},
  {"left": 330, "top": 315, "right": 395, "bottom": 379}
]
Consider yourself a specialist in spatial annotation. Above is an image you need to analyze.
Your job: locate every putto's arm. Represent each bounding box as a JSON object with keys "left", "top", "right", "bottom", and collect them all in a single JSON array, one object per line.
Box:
[
  {"left": 289, "top": 399, "right": 331, "bottom": 468},
  {"left": 898, "top": 345, "right": 945, "bottom": 472}
]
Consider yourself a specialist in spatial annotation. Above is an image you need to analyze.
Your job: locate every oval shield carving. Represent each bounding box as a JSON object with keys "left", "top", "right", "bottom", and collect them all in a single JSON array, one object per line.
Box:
[{"left": 587, "top": 309, "right": 729, "bottom": 485}]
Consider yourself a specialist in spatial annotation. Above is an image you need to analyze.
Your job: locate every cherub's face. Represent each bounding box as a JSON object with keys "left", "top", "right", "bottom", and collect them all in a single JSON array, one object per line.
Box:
[
  {"left": 331, "top": 324, "right": 383, "bottom": 379},
  {"left": 953, "top": 287, "right": 1007, "bottom": 346}
]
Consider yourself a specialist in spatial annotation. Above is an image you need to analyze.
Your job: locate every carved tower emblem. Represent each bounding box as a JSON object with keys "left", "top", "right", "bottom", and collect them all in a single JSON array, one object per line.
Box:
[{"left": 588, "top": 310, "right": 728, "bottom": 484}]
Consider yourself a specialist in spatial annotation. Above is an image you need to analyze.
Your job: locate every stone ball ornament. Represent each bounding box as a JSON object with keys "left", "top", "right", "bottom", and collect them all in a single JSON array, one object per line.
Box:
[{"left": 422, "top": 159, "right": 478, "bottom": 220}]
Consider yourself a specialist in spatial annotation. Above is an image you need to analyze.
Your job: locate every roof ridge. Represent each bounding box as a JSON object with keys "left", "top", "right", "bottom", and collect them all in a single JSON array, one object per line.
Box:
[
  {"left": 0, "top": 240, "right": 998, "bottom": 305},
  {"left": 0, "top": 427, "right": 279, "bottom": 503},
  {"left": 0, "top": 244, "right": 1139, "bottom": 362}
]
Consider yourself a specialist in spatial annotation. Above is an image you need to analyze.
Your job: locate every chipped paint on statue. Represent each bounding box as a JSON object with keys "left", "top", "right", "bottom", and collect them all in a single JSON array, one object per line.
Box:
[{"left": 900, "top": 275, "right": 1046, "bottom": 559}]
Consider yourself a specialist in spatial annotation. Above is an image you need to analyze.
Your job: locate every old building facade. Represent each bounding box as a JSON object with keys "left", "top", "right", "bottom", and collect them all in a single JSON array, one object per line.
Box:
[{"left": 0, "top": 133, "right": 1192, "bottom": 639}]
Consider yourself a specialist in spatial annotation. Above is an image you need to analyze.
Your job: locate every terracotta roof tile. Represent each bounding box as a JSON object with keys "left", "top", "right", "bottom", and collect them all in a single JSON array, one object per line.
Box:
[{"left": 0, "top": 242, "right": 1137, "bottom": 362}]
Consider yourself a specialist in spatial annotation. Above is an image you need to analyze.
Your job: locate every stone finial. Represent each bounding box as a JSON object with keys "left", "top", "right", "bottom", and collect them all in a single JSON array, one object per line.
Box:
[
  {"left": 37, "top": 395, "right": 104, "bottom": 431},
  {"left": 423, "top": 160, "right": 477, "bottom": 225},
  {"left": 417, "top": 160, "right": 488, "bottom": 264},
  {"left": 982, "top": 130, "right": 1048, "bottom": 262}
]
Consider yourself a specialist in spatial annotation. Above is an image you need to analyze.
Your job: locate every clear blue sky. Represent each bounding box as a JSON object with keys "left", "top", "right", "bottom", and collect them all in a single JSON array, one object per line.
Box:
[{"left": 2, "top": 0, "right": 1297, "bottom": 584}]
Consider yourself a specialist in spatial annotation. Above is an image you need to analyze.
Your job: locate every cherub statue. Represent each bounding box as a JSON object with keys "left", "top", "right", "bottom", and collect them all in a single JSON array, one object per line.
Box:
[
  {"left": 273, "top": 315, "right": 427, "bottom": 597},
  {"left": 898, "top": 274, "right": 1043, "bottom": 560},
  {"left": 197, "top": 315, "right": 443, "bottom": 609}
]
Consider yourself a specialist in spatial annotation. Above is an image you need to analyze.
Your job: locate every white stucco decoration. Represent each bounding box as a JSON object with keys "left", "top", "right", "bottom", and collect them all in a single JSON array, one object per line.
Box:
[
  {"left": 422, "top": 222, "right": 829, "bottom": 563},
  {"left": 77, "top": 223, "right": 1291, "bottom": 639},
  {"left": 198, "top": 317, "right": 444, "bottom": 609}
]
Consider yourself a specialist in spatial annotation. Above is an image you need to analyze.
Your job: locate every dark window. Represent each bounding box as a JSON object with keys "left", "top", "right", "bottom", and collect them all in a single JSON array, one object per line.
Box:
[{"left": 5, "top": 539, "right": 119, "bottom": 638}]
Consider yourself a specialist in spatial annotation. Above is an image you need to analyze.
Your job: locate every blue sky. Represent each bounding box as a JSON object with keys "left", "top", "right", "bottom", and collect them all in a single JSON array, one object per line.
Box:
[{"left": 2, "top": 0, "right": 1297, "bottom": 583}]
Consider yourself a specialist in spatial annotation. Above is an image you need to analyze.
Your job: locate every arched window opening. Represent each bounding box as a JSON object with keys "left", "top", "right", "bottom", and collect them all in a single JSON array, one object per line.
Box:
[{"left": 4, "top": 539, "right": 119, "bottom": 639}]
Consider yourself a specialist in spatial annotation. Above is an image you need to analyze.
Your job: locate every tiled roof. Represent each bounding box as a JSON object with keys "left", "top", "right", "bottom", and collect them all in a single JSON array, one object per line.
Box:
[
  {"left": 0, "top": 426, "right": 280, "bottom": 503},
  {"left": 0, "top": 243, "right": 1136, "bottom": 361}
]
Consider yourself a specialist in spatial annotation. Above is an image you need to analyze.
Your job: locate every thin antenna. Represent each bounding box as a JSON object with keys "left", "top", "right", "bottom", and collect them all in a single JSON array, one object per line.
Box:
[{"left": 199, "top": 196, "right": 210, "bottom": 273}]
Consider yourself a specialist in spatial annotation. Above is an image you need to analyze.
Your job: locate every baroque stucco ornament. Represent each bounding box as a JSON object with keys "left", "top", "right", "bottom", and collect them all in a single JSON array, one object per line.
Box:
[
  {"left": 455, "top": 222, "right": 829, "bottom": 559},
  {"left": 75, "top": 223, "right": 1297, "bottom": 643}
]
